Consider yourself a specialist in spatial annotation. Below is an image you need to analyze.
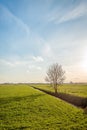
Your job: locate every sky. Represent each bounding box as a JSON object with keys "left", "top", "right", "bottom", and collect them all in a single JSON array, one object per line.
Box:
[{"left": 0, "top": 0, "right": 87, "bottom": 83}]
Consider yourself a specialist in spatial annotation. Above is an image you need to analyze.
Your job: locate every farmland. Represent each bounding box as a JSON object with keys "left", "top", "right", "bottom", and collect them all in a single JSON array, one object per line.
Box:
[{"left": 0, "top": 84, "right": 87, "bottom": 130}]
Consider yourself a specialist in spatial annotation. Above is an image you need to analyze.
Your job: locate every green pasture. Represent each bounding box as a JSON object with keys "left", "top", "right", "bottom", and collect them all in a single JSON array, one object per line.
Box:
[
  {"left": 33, "top": 84, "right": 87, "bottom": 97},
  {"left": 0, "top": 84, "right": 87, "bottom": 130}
]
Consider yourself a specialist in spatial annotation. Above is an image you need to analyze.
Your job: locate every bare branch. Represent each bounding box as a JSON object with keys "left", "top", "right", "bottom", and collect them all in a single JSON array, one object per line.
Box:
[{"left": 45, "top": 63, "right": 65, "bottom": 93}]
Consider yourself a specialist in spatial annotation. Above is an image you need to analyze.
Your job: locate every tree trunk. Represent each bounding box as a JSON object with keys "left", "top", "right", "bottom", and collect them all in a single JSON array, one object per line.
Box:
[
  {"left": 54, "top": 84, "right": 57, "bottom": 94},
  {"left": 55, "top": 87, "right": 57, "bottom": 94}
]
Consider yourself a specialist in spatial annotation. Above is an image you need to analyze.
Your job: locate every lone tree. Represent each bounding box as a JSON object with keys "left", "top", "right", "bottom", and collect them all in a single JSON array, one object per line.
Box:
[{"left": 45, "top": 63, "right": 65, "bottom": 94}]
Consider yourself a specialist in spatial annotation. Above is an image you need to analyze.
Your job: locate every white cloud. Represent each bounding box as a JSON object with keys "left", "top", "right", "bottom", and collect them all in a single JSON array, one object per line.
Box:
[
  {"left": 46, "top": 2, "right": 87, "bottom": 24},
  {"left": 0, "top": 55, "right": 44, "bottom": 68},
  {"left": 58, "top": 3, "right": 87, "bottom": 23},
  {"left": 32, "top": 56, "right": 44, "bottom": 62}
]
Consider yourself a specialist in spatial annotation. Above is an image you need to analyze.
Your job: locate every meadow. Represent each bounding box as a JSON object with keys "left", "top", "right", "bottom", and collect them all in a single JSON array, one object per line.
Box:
[
  {"left": 33, "top": 84, "right": 87, "bottom": 97},
  {"left": 0, "top": 84, "right": 87, "bottom": 130}
]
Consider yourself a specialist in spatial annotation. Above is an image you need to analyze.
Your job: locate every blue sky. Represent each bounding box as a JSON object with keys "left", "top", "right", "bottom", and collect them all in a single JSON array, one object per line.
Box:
[{"left": 0, "top": 0, "right": 87, "bottom": 83}]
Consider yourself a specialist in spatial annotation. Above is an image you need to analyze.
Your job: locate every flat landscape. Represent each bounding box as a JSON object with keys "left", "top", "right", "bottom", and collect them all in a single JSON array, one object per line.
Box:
[
  {"left": 0, "top": 0, "right": 87, "bottom": 130},
  {"left": 33, "top": 84, "right": 87, "bottom": 97},
  {"left": 0, "top": 84, "right": 87, "bottom": 130}
]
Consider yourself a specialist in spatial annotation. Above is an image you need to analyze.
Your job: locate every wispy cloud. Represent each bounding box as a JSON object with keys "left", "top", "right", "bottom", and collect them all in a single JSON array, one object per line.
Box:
[
  {"left": 0, "top": 57, "right": 43, "bottom": 69},
  {"left": 58, "top": 3, "right": 87, "bottom": 23},
  {"left": 32, "top": 56, "right": 44, "bottom": 62},
  {"left": 47, "top": 2, "right": 87, "bottom": 24},
  {"left": 0, "top": 59, "right": 15, "bottom": 67},
  {"left": 0, "top": 4, "right": 30, "bottom": 34},
  {"left": 0, "top": 59, "right": 29, "bottom": 67},
  {"left": 0, "top": 0, "right": 87, "bottom": 83}
]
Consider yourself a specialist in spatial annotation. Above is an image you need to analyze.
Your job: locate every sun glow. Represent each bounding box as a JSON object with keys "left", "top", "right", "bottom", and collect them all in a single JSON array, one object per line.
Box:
[{"left": 81, "top": 51, "right": 87, "bottom": 72}]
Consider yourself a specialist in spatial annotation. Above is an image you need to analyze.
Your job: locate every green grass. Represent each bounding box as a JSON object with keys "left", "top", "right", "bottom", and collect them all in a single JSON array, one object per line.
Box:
[
  {"left": 59, "top": 84, "right": 87, "bottom": 97},
  {"left": 33, "top": 84, "right": 87, "bottom": 97},
  {"left": 0, "top": 84, "right": 87, "bottom": 130}
]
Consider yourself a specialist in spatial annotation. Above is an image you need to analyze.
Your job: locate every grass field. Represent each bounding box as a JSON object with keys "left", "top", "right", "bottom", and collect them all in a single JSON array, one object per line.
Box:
[
  {"left": 0, "top": 84, "right": 87, "bottom": 130},
  {"left": 33, "top": 84, "right": 87, "bottom": 97}
]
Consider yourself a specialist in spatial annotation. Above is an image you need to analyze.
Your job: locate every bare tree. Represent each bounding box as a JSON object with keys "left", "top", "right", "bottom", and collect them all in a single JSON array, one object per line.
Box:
[{"left": 45, "top": 63, "right": 65, "bottom": 94}]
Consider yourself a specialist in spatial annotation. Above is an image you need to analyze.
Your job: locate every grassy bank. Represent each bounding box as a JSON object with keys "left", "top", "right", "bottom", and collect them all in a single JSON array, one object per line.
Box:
[
  {"left": 33, "top": 84, "right": 87, "bottom": 97},
  {"left": 0, "top": 84, "right": 87, "bottom": 130}
]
